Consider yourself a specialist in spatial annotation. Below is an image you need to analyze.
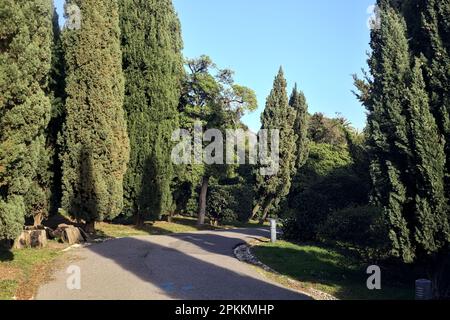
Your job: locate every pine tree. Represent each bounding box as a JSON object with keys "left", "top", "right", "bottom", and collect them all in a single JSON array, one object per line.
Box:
[
  {"left": 177, "top": 56, "right": 257, "bottom": 225},
  {"left": 289, "top": 84, "right": 309, "bottom": 169},
  {"left": 0, "top": 0, "right": 53, "bottom": 239},
  {"left": 119, "top": 0, "right": 184, "bottom": 224},
  {"left": 253, "top": 68, "right": 297, "bottom": 222},
  {"left": 61, "top": 0, "right": 130, "bottom": 232},
  {"left": 355, "top": 4, "right": 449, "bottom": 264}
]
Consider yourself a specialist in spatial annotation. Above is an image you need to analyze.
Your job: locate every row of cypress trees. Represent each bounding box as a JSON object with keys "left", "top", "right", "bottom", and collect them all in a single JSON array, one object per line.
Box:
[
  {"left": 355, "top": 0, "right": 450, "bottom": 296},
  {"left": 0, "top": 0, "right": 184, "bottom": 239}
]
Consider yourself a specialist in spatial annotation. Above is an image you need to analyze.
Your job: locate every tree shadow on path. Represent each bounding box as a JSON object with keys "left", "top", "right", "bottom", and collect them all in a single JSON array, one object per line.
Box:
[{"left": 82, "top": 231, "right": 310, "bottom": 300}]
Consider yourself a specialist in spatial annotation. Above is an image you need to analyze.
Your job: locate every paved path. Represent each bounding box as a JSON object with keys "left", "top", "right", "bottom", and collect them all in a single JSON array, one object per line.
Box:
[{"left": 36, "top": 228, "right": 309, "bottom": 300}]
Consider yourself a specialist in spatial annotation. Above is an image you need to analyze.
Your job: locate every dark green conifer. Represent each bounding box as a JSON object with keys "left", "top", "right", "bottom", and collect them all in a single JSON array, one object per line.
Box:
[
  {"left": 355, "top": 4, "right": 449, "bottom": 263},
  {"left": 61, "top": 0, "right": 130, "bottom": 232},
  {"left": 253, "top": 68, "right": 297, "bottom": 222},
  {"left": 289, "top": 84, "right": 309, "bottom": 169},
  {"left": 119, "top": 0, "right": 184, "bottom": 223},
  {"left": 0, "top": 0, "right": 53, "bottom": 239}
]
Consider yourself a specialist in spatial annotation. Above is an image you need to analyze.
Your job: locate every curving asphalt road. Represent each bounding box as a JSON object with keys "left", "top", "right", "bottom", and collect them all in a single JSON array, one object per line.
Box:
[{"left": 36, "top": 228, "right": 310, "bottom": 300}]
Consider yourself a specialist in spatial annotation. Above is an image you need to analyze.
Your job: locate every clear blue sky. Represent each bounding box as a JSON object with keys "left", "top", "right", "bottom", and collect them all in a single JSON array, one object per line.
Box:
[{"left": 54, "top": 0, "right": 374, "bottom": 132}]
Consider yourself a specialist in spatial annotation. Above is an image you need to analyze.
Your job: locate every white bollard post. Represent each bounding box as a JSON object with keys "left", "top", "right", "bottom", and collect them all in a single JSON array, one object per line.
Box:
[{"left": 270, "top": 219, "right": 277, "bottom": 243}]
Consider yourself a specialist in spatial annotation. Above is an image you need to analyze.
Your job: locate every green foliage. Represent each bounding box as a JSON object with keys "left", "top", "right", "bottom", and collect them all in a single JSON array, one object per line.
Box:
[
  {"left": 355, "top": 4, "right": 449, "bottom": 263},
  {"left": 396, "top": 1, "right": 450, "bottom": 189},
  {"left": 297, "top": 142, "right": 352, "bottom": 187},
  {"left": 308, "top": 113, "right": 347, "bottom": 146},
  {"left": 318, "top": 205, "right": 390, "bottom": 260},
  {"left": 286, "top": 170, "right": 369, "bottom": 242},
  {"left": 232, "top": 184, "right": 254, "bottom": 222},
  {"left": 290, "top": 84, "right": 309, "bottom": 169},
  {"left": 177, "top": 56, "right": 257, "bottom": 223},
  {"left": 46, "top": 6, "right": 66, "bottom": 218},
  {"left": 0, "top": 0, "right": 53, "bottom": 238},
  {"left": 120, "top": 0, "right": 184, "bottom": 221},
  {"left": 284, "top": 138, "right": 370, "bottom": 242},
  {"left": 61, "top": 0, "right": 130, "bottom": 225},
  {"left": 206, "top": 186, "right": 237, "bottom": 224},
  {"left": 25, "top": 7, "right": 65, "bottom": 224},
  {"left": 0, "top": 197, "right": 25, "bottom": 241},
  {"left": 253, "top": 68, "right": 297, "bottom": 220},
  {"left": 385, "top": 1, "right": 450, "bottom": 297},
  {"left": 206, "top": 184, "right": 254, "bottom": 224}
]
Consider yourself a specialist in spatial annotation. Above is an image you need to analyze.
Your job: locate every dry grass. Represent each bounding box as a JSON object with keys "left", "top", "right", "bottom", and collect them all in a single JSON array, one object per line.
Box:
[
  {"left": 95, "top": 216, "right": 268, "bottom": 239},
  {"left": 0, "top": 241, "right": 68, "bottom": 300},
  {"left": 95, "top": 216, "right": 219, "bottom": 239}
]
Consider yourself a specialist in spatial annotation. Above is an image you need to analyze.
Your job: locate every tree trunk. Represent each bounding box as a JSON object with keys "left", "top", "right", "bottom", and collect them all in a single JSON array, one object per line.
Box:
[
  {"left": 250, "top": 204, "right": 260, "bottom": 221},
  {"left": 197, "top": 176, "right": 209, "bottom": 226},
  {"left": 259, "top": 198, "right": 274, "bottom": 224},
  {"left": 84, "top": 220, "right": 96, "bottom": 234},
  {"left": 259, "top": 207, "right": 270, "bottom": 224},
  {"left": 135, "top": 214, "right": 144, "bottom": 228},
  {"left": 33, "top": 212, "right": 43, "bottom": 227}
]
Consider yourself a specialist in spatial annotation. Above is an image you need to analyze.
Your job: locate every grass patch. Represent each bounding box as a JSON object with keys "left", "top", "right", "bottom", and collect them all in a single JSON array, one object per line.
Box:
[
  {"left": 222, "top": 219, "right": 270, "bottom": 229},
  {"left": 0, "top": 279, "right": 18, "bottom": 300},
  {"left": 96, "top": 216, "right": 267, "bottom": 239},
  {"left": 252, "top": 240, "right": 414, "bottom": 300},
  {"left": 0, "top": 243, "right": 65, "bottom": 300},
  {"left": 96, "top": 216, "right": 218, "bottom": 238}
]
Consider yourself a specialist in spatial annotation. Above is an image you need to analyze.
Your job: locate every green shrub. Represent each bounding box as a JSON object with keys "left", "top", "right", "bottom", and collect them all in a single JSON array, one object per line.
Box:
[
  {"left": 206, "top": 186, "right": 237, "bottom": 224},
  {"left": 231, "top": 184, "right": 254, "bottom": 222},
  {"left": 287, "top": 169, "right": 369, "bottom": 242},
  {"left": 318, "top": 205, "right": 390, "bottom": 260},
  {"left": 206, "top": 184, "right": 254, "bottom": 224}
]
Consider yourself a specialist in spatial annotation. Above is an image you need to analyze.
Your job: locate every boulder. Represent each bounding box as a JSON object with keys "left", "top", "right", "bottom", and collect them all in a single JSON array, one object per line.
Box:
[
  {"left": 25, "top": 225, "right": 54, "bottom": 240},
  {"left": 14, "top": 229, "right": 48, "bottom": 249},
  {"left": 52, "top": 224, "right": 87, "bottom": 245}
]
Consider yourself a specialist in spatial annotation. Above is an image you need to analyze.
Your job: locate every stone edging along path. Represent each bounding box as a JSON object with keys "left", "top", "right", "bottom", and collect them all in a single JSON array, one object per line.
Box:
[{"left": 233, "top": 241, "right": 338, "bottom": 301}]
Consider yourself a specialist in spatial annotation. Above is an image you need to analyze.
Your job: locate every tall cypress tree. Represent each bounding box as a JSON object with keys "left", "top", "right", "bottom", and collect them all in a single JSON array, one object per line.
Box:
[
  {"left": 407, "top": 59, "right": 448, "bottom": 258},
  {"left": 0, "top": 0, "right": 53, "bottom": 239},
  {"left": 286, "top": 84, "right": 309, "bottom": 216},
  {"left": 392, "top": 0, "right": 450, "bottom": 201},
  {"left": 253, "top": 68, "right": 297, "bottom": 222},
  {"left": 355, "top": 4, "right": 449, "bottom": 265},
  {"left": 61, "top": 0, "right": 130, "bottom": 232},
  {"left": 119, "top": 0, "right": 184, "bottom": 224},
  {"left": 416, "top": 0, "right": 450, "bottom": 202},
  {"left": 366, "top": 5, "right": 413, "bottom": 262},
  {"left": 289, "top": 84, "right": 309, "bottom": 169}
]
